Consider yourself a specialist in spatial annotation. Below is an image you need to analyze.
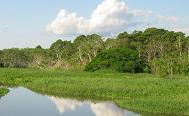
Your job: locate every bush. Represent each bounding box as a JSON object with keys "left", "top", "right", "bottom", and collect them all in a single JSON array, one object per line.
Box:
[{"left": 85, "top": 48, "right": 147, "bottom": 73}]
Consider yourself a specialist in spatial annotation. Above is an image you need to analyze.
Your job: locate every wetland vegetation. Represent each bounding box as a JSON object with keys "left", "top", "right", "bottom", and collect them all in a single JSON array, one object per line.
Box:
[
  {"left": 0, "top": 68, "right": 189, "bottom": 115},
  {"left": 0, "top": 87, "right": 8, "bottom": 97}
]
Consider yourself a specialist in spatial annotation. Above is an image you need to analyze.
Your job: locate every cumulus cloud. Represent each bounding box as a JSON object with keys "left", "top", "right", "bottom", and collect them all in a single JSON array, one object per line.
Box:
[
  {"left": 47, "top": 0, "right": 136, "bottom": 36},
  {"left": 47, "top": 0, "right": 189, "bottom": 36}
]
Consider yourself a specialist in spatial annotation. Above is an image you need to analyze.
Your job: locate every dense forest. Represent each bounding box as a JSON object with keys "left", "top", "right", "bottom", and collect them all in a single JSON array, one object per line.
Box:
[{"left": 0, "top": 28, "right": 189, "bottom": 76}]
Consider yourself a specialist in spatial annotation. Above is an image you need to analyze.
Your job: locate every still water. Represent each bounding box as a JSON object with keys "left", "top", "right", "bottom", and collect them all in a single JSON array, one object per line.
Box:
[{"left": 0, "top": 87, "right": 139, "bottom": 116}]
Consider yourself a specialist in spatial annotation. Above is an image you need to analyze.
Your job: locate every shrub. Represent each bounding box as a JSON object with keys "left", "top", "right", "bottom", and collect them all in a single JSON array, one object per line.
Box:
[{"left": 85, "top": 48, "right": 147, "bottom": 73}]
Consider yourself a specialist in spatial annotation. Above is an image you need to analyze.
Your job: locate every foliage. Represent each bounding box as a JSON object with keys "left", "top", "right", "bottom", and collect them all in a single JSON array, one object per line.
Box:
[
  {"left": 0, "top": 28, "right": 189, "bottom": 75},
  {"left": 0, "top": 87, "right": 8, "bottom": 97},
  {"left": 85, "top": 48, "right": 147, "bottom": 73},
  {"left": 2, "top": 48, "right": 29, "bottom": 68}
]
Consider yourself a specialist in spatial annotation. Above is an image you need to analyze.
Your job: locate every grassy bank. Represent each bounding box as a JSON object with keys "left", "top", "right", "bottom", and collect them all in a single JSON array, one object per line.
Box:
[
  {"left": 0, "top": 68, "right": 189, "bottom": 115},
  {"left": 0, "top": 87, "right": 8, "bottom": 97}
]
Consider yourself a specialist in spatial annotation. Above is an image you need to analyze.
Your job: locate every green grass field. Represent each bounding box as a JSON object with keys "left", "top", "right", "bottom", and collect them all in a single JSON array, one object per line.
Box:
[{"left": 0, "top": 68, "right": 189, "bottom": 115}]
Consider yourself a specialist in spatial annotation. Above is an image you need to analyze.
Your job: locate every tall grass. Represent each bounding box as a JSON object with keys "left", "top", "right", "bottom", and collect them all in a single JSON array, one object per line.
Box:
[
  {"left": 0, "top": 68, "right": 189, "bottom": 114},
  {"left": 0, "top": 88, "right": 8, "bottom": 97}
]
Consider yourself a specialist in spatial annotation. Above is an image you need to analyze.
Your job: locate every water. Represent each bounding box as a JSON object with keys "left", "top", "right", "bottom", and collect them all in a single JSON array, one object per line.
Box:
[{"left": 0, "top": 87, "right": 139, "bottom": 116}]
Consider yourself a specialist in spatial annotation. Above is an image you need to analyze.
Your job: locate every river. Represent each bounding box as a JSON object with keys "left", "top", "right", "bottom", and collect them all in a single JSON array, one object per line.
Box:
[{"left": 0, "top": 87, "right": 139, "bottom": 116}]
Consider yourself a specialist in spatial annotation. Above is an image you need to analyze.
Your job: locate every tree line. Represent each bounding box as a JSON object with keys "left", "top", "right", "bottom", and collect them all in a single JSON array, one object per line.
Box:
[{"left": 0, "top": 28, "right": 189, "bottom": 76}]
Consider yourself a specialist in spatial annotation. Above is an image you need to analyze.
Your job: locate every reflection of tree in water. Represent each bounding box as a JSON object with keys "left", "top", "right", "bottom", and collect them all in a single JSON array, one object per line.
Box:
[{"left": 49, "top": 97, "right": 138, "bottom": 116}]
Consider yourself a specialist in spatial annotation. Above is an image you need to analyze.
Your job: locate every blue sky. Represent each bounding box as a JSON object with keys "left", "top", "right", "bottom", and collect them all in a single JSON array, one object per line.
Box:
[{"left": 0, "top": 0, "right": 189, "bottom": 49}]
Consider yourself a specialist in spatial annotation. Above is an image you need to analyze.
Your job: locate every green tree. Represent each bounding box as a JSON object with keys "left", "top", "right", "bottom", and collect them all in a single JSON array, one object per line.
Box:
[
  {"left": 85, "top": 48, "right": 147, "bottom": 73},
  {"left": 2, "top": 48, "right": 29, "bottom": 68}
]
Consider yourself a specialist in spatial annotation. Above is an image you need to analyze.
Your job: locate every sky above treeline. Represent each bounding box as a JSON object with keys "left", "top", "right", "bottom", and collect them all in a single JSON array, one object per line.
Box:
[{"left": 0, "top": 0, "right": 189, "bottom": 49}]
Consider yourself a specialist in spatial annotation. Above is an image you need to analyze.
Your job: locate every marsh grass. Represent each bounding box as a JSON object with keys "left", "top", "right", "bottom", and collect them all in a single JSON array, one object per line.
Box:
[
  {"left": 0, "top": 87, "right": 8, "bottom": 97},
  {"left": 0, "top": 68, "right": 189, "bottom": 115}
]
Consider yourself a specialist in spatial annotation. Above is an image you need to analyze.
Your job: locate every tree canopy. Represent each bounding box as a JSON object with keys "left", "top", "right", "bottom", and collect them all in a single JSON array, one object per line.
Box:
[
  {"left": 0, "top": 28, "right": 188, "bottom": 76},
  {"left": 85, "top": 48, "right": 147, "bottom": 73}
]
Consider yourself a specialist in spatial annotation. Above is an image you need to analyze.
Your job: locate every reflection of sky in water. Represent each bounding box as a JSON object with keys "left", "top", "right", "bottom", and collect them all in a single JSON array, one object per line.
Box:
[
  {"left": 50, "top": 97, "right": 138, "bottom": 116},
  {"left": 0, "top": 87, "right": 139, "bottom": 116}
]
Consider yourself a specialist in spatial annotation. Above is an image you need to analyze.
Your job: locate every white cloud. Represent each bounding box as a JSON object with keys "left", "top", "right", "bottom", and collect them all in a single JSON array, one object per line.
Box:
[
  {"left": 47, "top": 0, "right": 135, "bottom": 36},
  {"left": 47, "top": 10, "right": 84, "bottom": 35},
  {"left": 47, "top": 0, "right": 189, "bottom": 36}
]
